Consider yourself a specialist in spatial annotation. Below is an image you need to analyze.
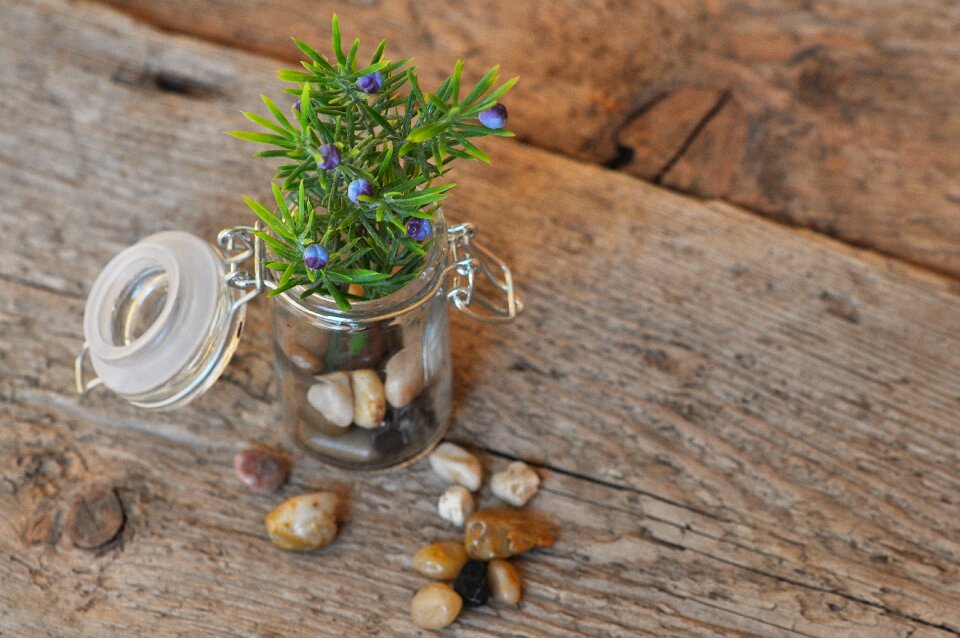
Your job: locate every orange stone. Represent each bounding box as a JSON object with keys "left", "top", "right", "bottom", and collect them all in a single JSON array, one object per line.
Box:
[{"left": 463, "top": 508, "right": 558, "bottom": 560}]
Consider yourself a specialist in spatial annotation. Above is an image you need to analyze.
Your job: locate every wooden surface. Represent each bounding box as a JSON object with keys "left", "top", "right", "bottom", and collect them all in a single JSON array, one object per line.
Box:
[
  {"left": 94, "top": 0, "right": 960, "bottom": 279},
  {"left": 2, "top": 0, "right": 960, "bottom": 635}
]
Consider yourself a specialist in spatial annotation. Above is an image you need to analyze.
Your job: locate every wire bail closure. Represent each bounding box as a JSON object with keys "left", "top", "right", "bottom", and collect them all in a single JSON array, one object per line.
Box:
[
  {"left": 217, "top": 223, "right": 267, "bottom": 305},
  {"left": 76, "top": 221, "right": 520, "bottom": 397},
  {"left": 75, "top": 224, "right": 266, "bottom": 397},
  {"left": 445, "top": 223, "right": 523, "bottom": 323}
]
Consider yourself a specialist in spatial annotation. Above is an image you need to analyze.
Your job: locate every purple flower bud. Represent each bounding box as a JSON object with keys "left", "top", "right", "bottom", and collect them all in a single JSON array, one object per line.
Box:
[
  {"left": 347, "top": 178, "right": 375, "bottom": 204},
  {"left": 356, "top": 71, "right": 384, "bottom": 94},
  {"left": 317, "top": 144, "right": 341, "bottom": 171},
  {"left": 479, "top": 103, "right": 508, "bottom": 129},
  {"left": 303, "top": 244, "right": 329, "bottom": 270},
  {"left": 406, "top": 218, "right": 432, "bottom": 242},
  {"left": 292, "top": 99, "right": 301, "bottom": 113}
]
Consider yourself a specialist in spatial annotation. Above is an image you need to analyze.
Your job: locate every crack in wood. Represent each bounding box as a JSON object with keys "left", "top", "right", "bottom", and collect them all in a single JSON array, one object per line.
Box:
[
  {"left": 653, "top": 90, "right": 732, "bottom": 184},
  {"left": 0, "top": 271, "right": 83, "bottom": 300},
  {"left": 471, "top": 439, "right": 960, "bottom": 636},
  {"left": 603, "top": 91, "right": 672, "bottom": 170},
  {"left": 111, "top": 64, "right": 223, "bottom": 99},
  {"left": 694, "top": 548, "right": 960, "bottom": 636},
  {"left": 459, "top": 440, "right": 734, "bottom": 523}
]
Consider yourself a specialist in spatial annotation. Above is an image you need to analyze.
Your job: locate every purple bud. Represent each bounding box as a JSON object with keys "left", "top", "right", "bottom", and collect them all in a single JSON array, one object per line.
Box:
[
  {"left": 356, "top": 71, "right": 384, "bottom": 94},
  {"left": 317, "top": 144, "right": 341, "bottom": 171},
  {"left": 406, "top": 218, "right": 432, "bottom": 242},
  {"left": 347, "top": 178, "right": 375, "bottom": 204},
  {"left": 292, "top": 99, "right": 301, "bottom": 113},
  {"left": 303, "top": 244, "right": 329, "bottom": 270},
  {"left": 479, "top": 103, "right": 508, "bottom": 129}
]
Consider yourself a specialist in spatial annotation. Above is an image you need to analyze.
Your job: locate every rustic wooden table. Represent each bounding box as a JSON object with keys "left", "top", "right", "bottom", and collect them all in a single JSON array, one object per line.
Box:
[{"left": 2, "top": 1, "right": 959, "bottom": 636}]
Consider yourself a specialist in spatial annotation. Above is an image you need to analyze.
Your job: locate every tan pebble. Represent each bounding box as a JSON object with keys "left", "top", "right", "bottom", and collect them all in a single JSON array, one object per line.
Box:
[
  {"left": 411, "top": 582, "right": 463, "bottom": 630},
  {"left": 264, "top": 492, "right": 340, "bottom": 551},
  {"left": 412, "top": 540, "right": 469, "bottom": 580},
  {"left": 437, "top": 485, "right": 475, "bottom": 527},
  {"left": 307, "top": 372, "right": 354, "bottom": 428},
  {"left": 286, "top": 342, "right": 324, "bottom": 374},
  {"left": 488, "top": 559, "right": 522, "bottom": 604},
  {"left": 350, "top": 369, "right": 386, "bottom": 428},
  {"left": 384, "top": 345, "right": 425, "bottom": 408},
  {"left": 428, "top": 442, "right": 482, "bottom": 491},
  {"left": 464, "top": 508, "right": 558, "bottom": 560},
  {"left": 490, "top": 461, "right": 541, "bottom": 506}
]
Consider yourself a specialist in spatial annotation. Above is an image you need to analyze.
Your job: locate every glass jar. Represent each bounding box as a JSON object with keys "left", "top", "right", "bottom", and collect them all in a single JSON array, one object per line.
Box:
[
  {"left": 272, "top": 213, "right": 454, "bottom": 470},
  {"left": 76, "top": 213, "right": 521, "bottom": 471}
]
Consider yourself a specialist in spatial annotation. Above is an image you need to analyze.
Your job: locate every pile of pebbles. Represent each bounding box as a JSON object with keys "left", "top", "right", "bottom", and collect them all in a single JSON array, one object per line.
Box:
[
  {"left": 410, "top": 443, "right": 555, "bottom": 630},
  {"left": 232, "top": 440, "right": 556, "bottom": 631},
  {"left": 234, "top": 445, "right": 345, "bottom": 551}
]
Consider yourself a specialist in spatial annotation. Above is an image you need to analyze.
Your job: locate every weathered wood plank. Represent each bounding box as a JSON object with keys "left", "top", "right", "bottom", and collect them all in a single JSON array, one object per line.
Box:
[
  {"left": 1, "top": 0, "right": 960, "bottom": 634},
  {"left": 91, "top": 0, "right": 960, "bottom": 278},
  {"left": 2, "top": 394, "right": 950, "bottom": 638}
]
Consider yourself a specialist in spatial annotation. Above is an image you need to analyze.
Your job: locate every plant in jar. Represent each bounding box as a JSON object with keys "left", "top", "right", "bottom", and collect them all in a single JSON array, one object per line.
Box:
[
  {"left": 230, "top": 14, "right": 516, "bottom": 308},
  {"left": 228, "top": 16, "right": 517, "bottom": 469}
]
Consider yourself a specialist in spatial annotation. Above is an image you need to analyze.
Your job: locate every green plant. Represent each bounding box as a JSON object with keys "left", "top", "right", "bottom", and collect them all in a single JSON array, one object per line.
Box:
[{"left": 230, "top": 15, "right": 517, "bottom": 310}]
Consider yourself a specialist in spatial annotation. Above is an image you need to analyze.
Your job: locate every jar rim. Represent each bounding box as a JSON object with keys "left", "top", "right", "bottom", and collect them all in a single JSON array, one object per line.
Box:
[
  {"left": 86, "top": 243, "right": 181, "bottom": 361},
  {"left": 271, "top": 211, "right": 449, "bottom": 327}
]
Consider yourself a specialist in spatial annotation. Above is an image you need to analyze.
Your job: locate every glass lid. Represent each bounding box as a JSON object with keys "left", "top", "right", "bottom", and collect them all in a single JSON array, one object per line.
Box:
[{"left": 76, "top": 229, "right": 261, "bottom": 410}]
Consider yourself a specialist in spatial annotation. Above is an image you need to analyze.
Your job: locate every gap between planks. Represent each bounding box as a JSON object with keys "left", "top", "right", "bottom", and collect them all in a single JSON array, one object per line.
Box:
[{"left": 79, "top": 0, "right": 960, "bottom": 290}]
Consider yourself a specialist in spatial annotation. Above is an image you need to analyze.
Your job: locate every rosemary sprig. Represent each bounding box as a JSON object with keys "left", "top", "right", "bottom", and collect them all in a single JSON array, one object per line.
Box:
[{"left": 229, "top": 15, "right": 516, "bottom": 310}]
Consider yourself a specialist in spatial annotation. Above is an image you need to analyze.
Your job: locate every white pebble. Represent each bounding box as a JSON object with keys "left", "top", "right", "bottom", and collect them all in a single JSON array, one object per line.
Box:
[
  {"left": 350, "top": 369, "right": 386, "bottom": 429},
  {"left": 428, "top": 442, "right": 482, "bottom": 491},
  {"left": 437, "top": 485, "right": 476, "bottom": 527},
  {"left": 384, "top": 345, "right": 425, "bottom": 408},
  {"left": 490, "top": 461, "right": 541, "bottom": 506},
  {"left": 306, "top": 372, "right": 353, "bottom": 428}
]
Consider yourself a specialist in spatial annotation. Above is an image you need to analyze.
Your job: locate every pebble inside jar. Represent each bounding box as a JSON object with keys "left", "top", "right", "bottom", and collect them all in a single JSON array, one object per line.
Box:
[{"left": 272, "top": 223, "right": 454, "bottom": 470}]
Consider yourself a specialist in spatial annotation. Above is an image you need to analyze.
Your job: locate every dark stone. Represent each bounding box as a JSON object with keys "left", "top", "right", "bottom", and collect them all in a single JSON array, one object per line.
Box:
[
  {"left": 371, "top": 402, "right": 436, "bottom": 457},
  {"left": 234, "top": 446, "right": 291, "bottom": 494},
  {"left": 68, "top": 486, "right": 125, "bottom": 550},
  {"left": 453, "top": 560, "right": 490, "bottom": 607}
]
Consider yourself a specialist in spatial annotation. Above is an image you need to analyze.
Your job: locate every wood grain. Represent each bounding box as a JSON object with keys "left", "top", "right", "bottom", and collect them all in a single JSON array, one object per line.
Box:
[
  {"left": 1, "top": 0, "right": 959, "bottom": 634},
  {"left": 91, "top": 0, "right": 960, "bottom": 278}
]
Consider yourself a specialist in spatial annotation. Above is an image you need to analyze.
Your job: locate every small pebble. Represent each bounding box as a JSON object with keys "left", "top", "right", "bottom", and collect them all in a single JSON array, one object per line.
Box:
[
  {"left": 438, "top": 485, "right": 475, "bottom": 527},
  {"left": 384, "top": 345, "right": 425, "bottom": 408},
  {"left": 490, "top": 461, "right": 541, "bottom": 506},
  {"left": 412, "top": 540, "right": 469, "bottom": 580},
  {"left": 411, "top": 582, "right": 462, "bottom": 630},
  {"left": 487, "top": 559, "right": 522, "bottom": 605},
  {"left": 453, "top": 560, "right": 490, "bottom": 607},
  {"left": 307, "top": 372, "right": 354, "bottom": 428},
  {"left": 428, "top": 442, "right": 482, "bottom": 491},
  {"left": 350, "top": 369, "right": 387, "bottom": 428},
  {"left": 286, "top": 342, "right": 324, "bottom": 374},
  {"left": 464, "top": 508, "right": 558, "bottom": 560},
  {"left": 264, "top": 492, "right": 340, "bottom": 551},
  {"left": 234, "top": 446, "right": 290, "bottom": 494}
]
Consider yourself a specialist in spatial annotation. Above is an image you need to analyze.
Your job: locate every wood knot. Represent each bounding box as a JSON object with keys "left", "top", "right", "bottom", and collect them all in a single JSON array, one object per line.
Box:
[{"left": 67, "top": 486, "right": 125, "bottom": 551}]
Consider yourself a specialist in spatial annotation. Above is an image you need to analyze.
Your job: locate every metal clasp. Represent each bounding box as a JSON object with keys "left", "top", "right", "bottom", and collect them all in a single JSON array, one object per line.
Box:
[
  {"left": 216, "top": 223, "right": 267, "bottom": 312},
  {"left": 446, "top": 223, "right": 523, "bottom": 323},
  {"left": 75, "top": 225, "right": 267, "bottom": 397},
  {"left": 74, "top": 342, "right": 103, "bottom": 396}
]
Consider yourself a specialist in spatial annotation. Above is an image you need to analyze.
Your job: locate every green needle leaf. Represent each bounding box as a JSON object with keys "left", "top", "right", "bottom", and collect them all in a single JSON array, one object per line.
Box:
[{"left": 331, "top": 15, "right": 346, "bottom": 67}]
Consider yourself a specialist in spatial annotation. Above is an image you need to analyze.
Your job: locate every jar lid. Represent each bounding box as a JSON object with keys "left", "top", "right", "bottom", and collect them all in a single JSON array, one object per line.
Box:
[{"left": 80, "top": 230, "right": 249, "bottom": 409}]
